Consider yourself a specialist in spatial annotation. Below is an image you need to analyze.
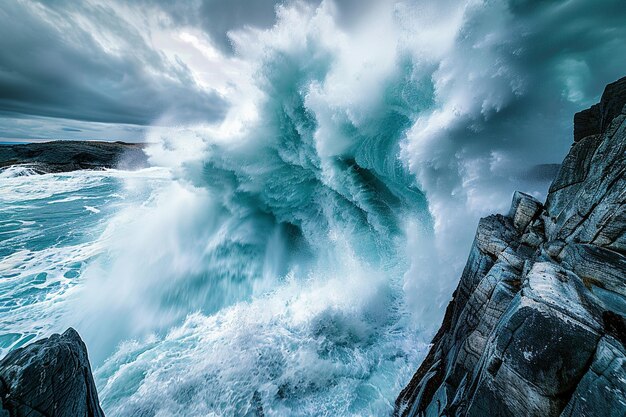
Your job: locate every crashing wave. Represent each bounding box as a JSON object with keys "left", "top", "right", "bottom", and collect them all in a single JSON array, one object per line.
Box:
[{"left": 0, "top": 164, "right": 46, "bottom": 178}]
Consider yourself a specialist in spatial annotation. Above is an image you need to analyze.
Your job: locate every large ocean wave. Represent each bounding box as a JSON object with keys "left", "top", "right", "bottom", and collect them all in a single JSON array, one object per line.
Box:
[{"left": 77, "top": 6, "right": 436, "bottom": 415}]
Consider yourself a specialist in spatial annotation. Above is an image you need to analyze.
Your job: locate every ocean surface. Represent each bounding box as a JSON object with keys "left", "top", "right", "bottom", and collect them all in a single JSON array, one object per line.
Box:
[
  {"left": 0, "top": 7, "right": 449, "bottom": 398},
  {"left": 0, "top": 7, "right": 441, "bottom": 410},
  {"left": 0, "top": 137, "right": 433, "bottom": 417}
]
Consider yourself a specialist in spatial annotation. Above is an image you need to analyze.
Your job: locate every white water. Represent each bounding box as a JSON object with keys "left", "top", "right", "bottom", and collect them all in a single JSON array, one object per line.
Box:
[
  {"left": 2, "top": 4, "right": 437, "bottom": 413},
  {"left": 0, "top": 161, "right": 429, "bottom": 415}
]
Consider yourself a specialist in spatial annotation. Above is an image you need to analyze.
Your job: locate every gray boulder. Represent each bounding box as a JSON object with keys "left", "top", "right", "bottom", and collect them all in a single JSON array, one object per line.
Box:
[{"left": 0, "top": 328, "right": 105, "bottom": 417}]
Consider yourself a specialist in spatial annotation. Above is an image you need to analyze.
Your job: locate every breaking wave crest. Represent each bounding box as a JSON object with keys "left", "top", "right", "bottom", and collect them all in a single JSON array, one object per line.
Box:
[{"left": 70, "top": 4, "right": 439, "bottom": 416}]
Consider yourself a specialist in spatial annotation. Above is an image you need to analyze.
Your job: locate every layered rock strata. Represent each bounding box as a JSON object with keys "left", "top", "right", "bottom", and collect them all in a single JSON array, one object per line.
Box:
[{"left": 395, "top": 76, "right": 626, "bottom": 417}]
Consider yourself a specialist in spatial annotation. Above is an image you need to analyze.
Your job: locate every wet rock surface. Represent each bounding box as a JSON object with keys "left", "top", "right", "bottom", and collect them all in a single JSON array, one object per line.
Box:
[
  {"left": 396, "top": 77, "right": 626, "bottom": 417},
  {"left": 0, "top": 328, "right": 105, "bottom": 417},
  {"left": 0, "top": 140, "right": 147, "bottom": 173}
]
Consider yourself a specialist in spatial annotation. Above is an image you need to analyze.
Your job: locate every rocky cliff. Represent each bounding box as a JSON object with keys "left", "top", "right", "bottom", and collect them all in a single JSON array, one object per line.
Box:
[
  {"left": 395, "top": 77, "right": 626, "bottom": 416},
  {"left": 0, "top": 328, "right": 105, "bottom": 417},
  {"left": 0, "top": 140, "right": 147, "bottom": 173}
]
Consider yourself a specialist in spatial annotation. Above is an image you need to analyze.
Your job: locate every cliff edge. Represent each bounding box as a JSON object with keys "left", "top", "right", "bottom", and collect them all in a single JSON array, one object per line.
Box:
[{"left": 395, "top": 76, "right": 626, "bottom": 417}]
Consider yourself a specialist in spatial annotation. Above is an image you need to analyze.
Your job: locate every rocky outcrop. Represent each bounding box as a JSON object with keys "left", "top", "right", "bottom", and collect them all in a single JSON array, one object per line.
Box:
[
  {"left": 0, "top": 140, "right": 147, "bottom": 173},
  {"left": 0, "top": 328, "right": 105, "bottom": 417},
  {"left": 574, "top": 76, "right": 626, "bottom": 142},
  {"left": 395, "top": 77, "right": 626, "bottom": 417}
]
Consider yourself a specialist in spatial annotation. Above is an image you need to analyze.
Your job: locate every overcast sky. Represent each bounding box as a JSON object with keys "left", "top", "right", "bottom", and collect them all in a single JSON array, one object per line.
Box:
[
  {"left": 0, "top": 0, "right": 624, "bottom": 142},
  {"left": 0, "top": 0, "right": 370, "bottom": 141}
]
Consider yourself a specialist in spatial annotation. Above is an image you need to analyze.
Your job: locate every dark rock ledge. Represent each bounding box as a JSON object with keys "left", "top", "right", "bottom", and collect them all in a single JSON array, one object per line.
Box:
[
  {"left": 395, "top": 77, "right": 626, "bottom": 416},
  {"left": 0, "top": 140, "right": 148, "bottom": 174},
  {"left": 0, "top": 328, "right": 105, "bottom": 417}
]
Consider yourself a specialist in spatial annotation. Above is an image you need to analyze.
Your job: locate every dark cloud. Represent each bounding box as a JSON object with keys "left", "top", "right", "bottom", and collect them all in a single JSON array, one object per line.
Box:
[
  {"left": 198, "top": 0, "right": 281, "bottom": 51},
  {"left": 0, "top": 1, "right": 228, "bottom": 127},
  {"left": 0, "top": 113, "right": 146, "bottom": 142},
  {"left": 446, "top": 0, "right": 626, "bottom": 162},
  {"left": 2, "top": 0, "right": 623, "bottom": 145},
  {"left": 137, "top": 0, "right": 285, "bottom": 52},
  {"left": 143, "top": 0, "right": 380, "bottom": 53},
  {"left": 0, "top": 0, "right": 380, "bottom": 139}
]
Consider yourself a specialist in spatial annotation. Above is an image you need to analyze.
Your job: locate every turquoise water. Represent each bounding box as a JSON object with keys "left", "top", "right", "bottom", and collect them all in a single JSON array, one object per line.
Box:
[
  {"left": 1, "top": 7, "right": 438, "bottom": 416},
  {"left": 0, "top": 155, "right": 431, "bottom": 416},
  {"left": 0, "top": 77, "right": 436, "bottom": 414},
  {"left": 0, "top": 38, "right": 438, "bottom": 417},
  {"left": 0, "top": 168, "right": 170, "bottom": 355},
  {"left": 3, "top": 0, "right": 625, "bottom": 413},
  {"left": 0, "top": 40, "right": 437, "bottom": 417}
]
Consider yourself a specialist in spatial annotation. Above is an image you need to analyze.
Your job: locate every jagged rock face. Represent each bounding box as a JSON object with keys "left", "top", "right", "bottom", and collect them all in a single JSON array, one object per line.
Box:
[
  {"left": 395, "top": 77, "right": 626, "bottom": 417},
  {"left": 0, "top": 328, "right": 105, "bottom": 417}
]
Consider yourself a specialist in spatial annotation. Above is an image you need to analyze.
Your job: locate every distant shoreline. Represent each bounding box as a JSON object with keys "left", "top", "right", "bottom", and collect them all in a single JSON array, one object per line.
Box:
[
  {"left": 0, "top": 140, "right": 149, "bottom": 173},
  {"left": 0, "top": 139, "right": 146, "bottom": 145}
]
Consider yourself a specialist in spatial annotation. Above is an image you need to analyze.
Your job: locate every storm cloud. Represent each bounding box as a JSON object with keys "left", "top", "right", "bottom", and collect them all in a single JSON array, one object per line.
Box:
[
  {"left": 0, "top": 0, "right": 228, "bottom": 138},
  {"left": 141, "top": 0, "right": 381, "bottom": 52},
  {"left": 1, "top": 0, "right": 625, "bottom": 156},
  {"left": 1, "top": 0, "right": 392, "bottom": 140}
]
